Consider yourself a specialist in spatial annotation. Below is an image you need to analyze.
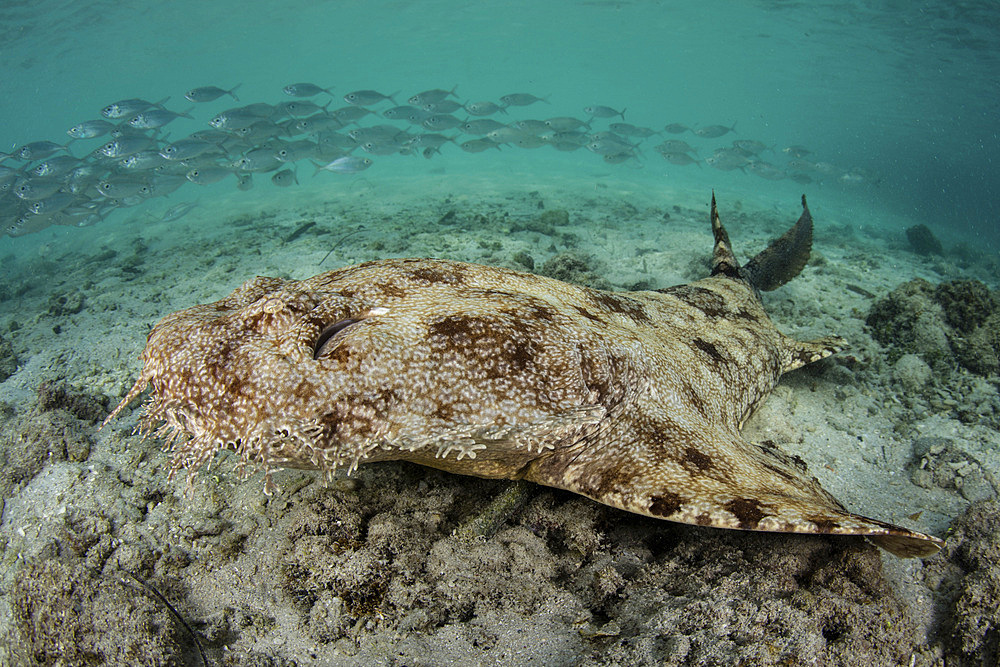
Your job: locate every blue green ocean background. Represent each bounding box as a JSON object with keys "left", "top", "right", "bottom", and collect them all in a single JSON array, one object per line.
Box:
[{"left": 1, "top": 0, "right": 997, "bottom": 252}]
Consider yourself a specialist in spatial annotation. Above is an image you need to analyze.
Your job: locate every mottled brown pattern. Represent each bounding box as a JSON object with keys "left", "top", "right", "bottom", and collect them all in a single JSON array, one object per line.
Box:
[
  {"left": 725, "top": 498, "right": 767, "bottom": 529},
  {"left": 105, "top": 197, "right": 943, "bottom": 558}
]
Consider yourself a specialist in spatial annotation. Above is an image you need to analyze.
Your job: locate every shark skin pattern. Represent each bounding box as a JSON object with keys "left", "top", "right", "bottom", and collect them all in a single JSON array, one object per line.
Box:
[{"left": 105, "top": 195, "right": 943, "bottom": 558}]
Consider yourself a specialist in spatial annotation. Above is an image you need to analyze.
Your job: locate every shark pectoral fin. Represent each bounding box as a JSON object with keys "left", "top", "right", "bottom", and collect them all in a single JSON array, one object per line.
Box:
[
  {"left": 524, "top": 425, "right": 943, "bottom": 558},
  {"left": 868, "top": 531, "right": 945, "bottom": 559},
  {"left": 782, "top": 335, "right": 849, "bottom": 372}
]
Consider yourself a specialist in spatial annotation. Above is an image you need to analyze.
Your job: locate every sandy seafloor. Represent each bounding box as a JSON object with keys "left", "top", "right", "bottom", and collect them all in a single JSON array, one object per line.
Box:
[{"left": 0, "top": 168, "right": 998, "bottom": 666}]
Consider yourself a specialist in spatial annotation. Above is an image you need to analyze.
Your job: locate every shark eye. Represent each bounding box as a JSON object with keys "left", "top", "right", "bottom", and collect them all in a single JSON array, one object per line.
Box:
[{"left": 313, "top": 318, "right": 361, "bottom": 359}]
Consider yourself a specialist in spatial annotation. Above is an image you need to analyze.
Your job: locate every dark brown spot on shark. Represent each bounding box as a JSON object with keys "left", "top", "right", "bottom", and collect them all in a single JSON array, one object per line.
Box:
[
  {"left": 589, "top": 291, "right": 651, "bottom": 322},
  {"left": 807, "top": 516, "right": 841, "bottom": 533},
  {"left": 410, "top": 266, "right": 463, "bottom": 284},
  {"left": 573, "top": 305, "right": 603, "bottom": 323},
  {"left": 649, "top": 492, "right": 684, "bottom": 517},
  {"left": 682, "top": 446, "right": 713, "bottom": 472},
  {"left": 724, "top": 498, "right": 767, "bottom": 529},
  {"left": 693, "top": 338, "right": 725, "bottom": 363}
]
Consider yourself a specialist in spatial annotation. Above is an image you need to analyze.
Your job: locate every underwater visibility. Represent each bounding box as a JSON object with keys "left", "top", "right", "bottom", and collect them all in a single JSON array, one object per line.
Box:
[{"left": 0, "top": 1, "right": 998, "bottom": 665}]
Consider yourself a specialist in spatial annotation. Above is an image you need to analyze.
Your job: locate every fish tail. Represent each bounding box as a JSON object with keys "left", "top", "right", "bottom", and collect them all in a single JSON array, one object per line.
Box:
[
  {"left": 228, "top": 83, "right": 243, "bottom": 102},
  {"left": 619, "top": 107, "right": 627, "bottom": 120},
  {"left": 740, "top": 195, "right": 813, "bottom": 292},
  {"left": 310, "top": 160, "right": 323, "bottom": 177}
]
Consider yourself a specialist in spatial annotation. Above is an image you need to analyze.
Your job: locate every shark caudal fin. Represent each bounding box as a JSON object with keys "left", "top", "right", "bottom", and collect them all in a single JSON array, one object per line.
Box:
[
  {"left": 709, "top": 193, "right": 814, "bottom": 292},
  {"left": 742, "top": 195, "right": 813, "bottom": 291}
]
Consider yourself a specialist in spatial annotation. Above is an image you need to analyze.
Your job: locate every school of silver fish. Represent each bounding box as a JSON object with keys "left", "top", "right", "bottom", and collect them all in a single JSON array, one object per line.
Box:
[{"left": 0, "top": 84, "right": 871, "bottom": 238}]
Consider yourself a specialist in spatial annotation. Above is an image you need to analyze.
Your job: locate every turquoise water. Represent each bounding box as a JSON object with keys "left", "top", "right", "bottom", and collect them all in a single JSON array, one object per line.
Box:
[{"left": 1, "top": 0, "right": 997, "bottom": 250}]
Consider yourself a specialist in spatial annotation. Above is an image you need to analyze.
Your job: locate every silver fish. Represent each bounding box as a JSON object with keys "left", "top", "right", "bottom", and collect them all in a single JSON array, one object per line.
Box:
[
  {"left": 101, "top": 97, "right": 169, "bottom": 119},
  {"left": 97, "top": 176, "right": 150, "bottom": 198},
  {"left": 545, "top": 117, "right": 590, "bottom": 132},
  {"left": 407, "top": 86, "right": 458, "bottom": 106},
  {"left": 160, "top": 138, "right": 216, "bottom": 161},
  {"left": 499, "top": 93, "right": 549, "bottom": 107},
  {"left": 13, "top": 177, "right": 63, "bottom": 201},
  {"left": 783, "top": 145, "right": 811, "bottom": 158},
  {"left": 785, "top": 159, "right": 818, "bottom": 172},
  {"left": 487, "top": 127, "right": 533, "bottom": 144},
  {"left": 275, "top": 100, "right": 329, "bottom": 118},
  {"left": 283, "top": 83, "right": 334, "bottom": 97},
  {"left": 404, "top": 133, "right": 454, "bottom": 149},
  {"left": 66, "top": 119, "right": 114, "bottom": 140},
  {"left": 602, "top": 152, "right": 638, "bottom": 164},
  {"left": 209, "top": 109, "right": 267, "bottom": 131},
  {"left": 343, "top": 90, "right": 398, "bottom": 106},
  {"left": 236, "top": 173, "right": 253, "bottom": 191},
  {"left": 663, "top": 123, "right": 689, "bottom": 134},
  {"left": 273, "top": 140, "right": 320, "bottom": 163},
  {"left": 747, "top": 160, "right": 786, "bottom": 180},
  {"left": 659, "top": 152, "right": 700, "bottom": 167},
  {"left": 705, "top": 151, "right": 748, "bottom": 171},
  {"left": 349, "top": 125, "right": 405, "bottom": 143},
  {"left": 360, "top": 139, "right": 408, "bottom": 155},
  {"left": 119, "top": 150, "right": 167, "bottom": 170},
  {"left": 586, "top": 137, "right": 635, "bottom": 155},
  {"left": 609, "top": 122, "right": 658, "bottom": 138},
  {"left": 382, "top": 105, "right": 423, "bottom": 120},
  {"left": 510, "top": 119, "right": 548, "bottom": 134},
  {"left": 28, "top": 192, "right": 78, "bottom": 214},
  {"left": 128, "top": 108, "right": 194, "bottom": 129},
  {"left": 231, "top": 148, "right": 281, "bottom": 173},
  {"left": 464, "top": 101, "right": 506, "bottom": 116},
  {"left": 185, "top": 85, "right": 242, "bottom": 103},
  {"left": 584, "top": 105, "right": 626, "bottom": 120},
  {"left": 29, "top": 155, "right": 81, "bottom": 177},
  {"left": 459, "top": 138, "right": 501, "bottom": 153},
  {"left": 656, "top": 140, "right": 697, "bottom": 154},
  {"left": 15, "top": 141, "right": 68, "bottom": 161},
  {"left": 510, "top": 134, "right": 548, "bottom": 149},
  {"left": 733, "top": 139, "right": 769, "bottom": 155},
  {"left": 421, "top": 100, "right": 463, "bottom": 114},
  {"left": 292, "top": 113, "right": 345, "bottom": 134},
  {"left": 460, "top": 119, "right": 506, "bottom": 135},
  {"left": 421, "top": 114, "right": 463, "bottom": 131},
  {"left": 186, "top": 167, "right": 234, "bottom": 185},
  {"left": 544, "top": 131, "right": 589, "bottom": 147},
  {"left": 100, "top": 135, "right": 154, "bottom": 158},
  {"left": 693, "top": 123, "right": 737, "bottom": 138},
  {"left": 271, "top": 168, "right": 299, "bottom": 187},
  {"left": 311, "top": 156, "right": 373, "bottom": 175},
  {"left": 332, "top": 106, "right": 374, "bottom": 123}
]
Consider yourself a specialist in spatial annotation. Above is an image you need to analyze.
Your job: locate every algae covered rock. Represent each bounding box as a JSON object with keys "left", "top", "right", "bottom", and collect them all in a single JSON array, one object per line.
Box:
[
  {"left": 866, "top": 278, "right": 1000, "bottom": 376},
  {"left": 921, "top": 499, "right": 1000, "bottom": 665},
  {"left": 11, "top": 559, "right": 188, "bottom": 666},
  {"left": 905, "top": 223, "right": 943, "bottom": 256},
  {"left": 0, "top": 334, "right": 17, "bottom": 383}
]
